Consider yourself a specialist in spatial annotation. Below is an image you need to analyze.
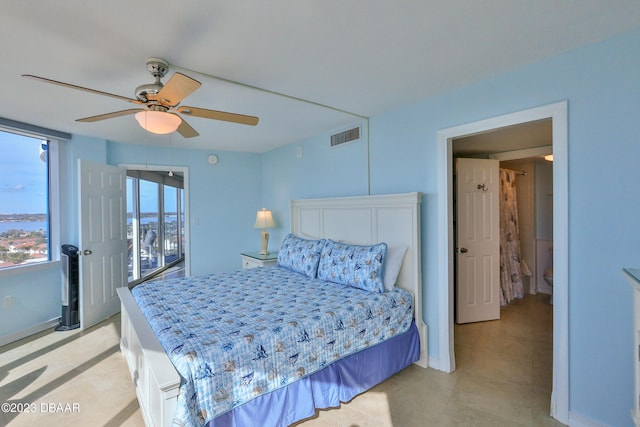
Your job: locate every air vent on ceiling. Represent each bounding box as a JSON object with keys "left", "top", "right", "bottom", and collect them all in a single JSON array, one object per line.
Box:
[{"left": 331, "top": 125, "right": 361, "bottom": 147}]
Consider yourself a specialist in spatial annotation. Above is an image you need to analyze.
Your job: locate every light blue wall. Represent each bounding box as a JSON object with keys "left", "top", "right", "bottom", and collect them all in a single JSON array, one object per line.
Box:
[
  {"left": 262, "top": 131, "right": 370, "bottom": 246},
  {"left": 107, "top": 142, "right": 262, "bottom": 275},
  {"left": 62, "top": 135, "right": 109, "bottom": 245},
  {"left": 262, "top": 29, "right": 640, "bottom": 426},
  {"left": 0, "top": 264, "right": 61, "bottom": 338}
]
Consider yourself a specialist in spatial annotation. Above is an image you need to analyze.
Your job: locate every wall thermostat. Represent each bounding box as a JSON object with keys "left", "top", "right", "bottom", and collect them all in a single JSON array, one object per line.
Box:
[{"left": 208, "top": 155, "right": 218, "bottom": 165}]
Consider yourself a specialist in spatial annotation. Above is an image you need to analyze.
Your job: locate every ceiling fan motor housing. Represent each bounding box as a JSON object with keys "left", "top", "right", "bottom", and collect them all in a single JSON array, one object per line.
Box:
[
  {"left": 146, "top": 57, "right": 169, "bottom": 78},
  {"left": 135, "top": 58, "right": 169, "bottom": 102},
  {"left": 135, "top": 83, "right": 163, "bottom": 103}
]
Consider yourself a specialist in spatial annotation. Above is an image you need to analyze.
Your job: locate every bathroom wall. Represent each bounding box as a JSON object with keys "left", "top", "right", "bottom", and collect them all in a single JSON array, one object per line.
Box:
[
  {"left": 535, "top": 158, "right": 554, "bottom": 294},
  {"left": 536, "top": 238, "right": 553, "bottom": 295},
  {"left": 536, "top": 159, "right": 553, "bottom": 239}
]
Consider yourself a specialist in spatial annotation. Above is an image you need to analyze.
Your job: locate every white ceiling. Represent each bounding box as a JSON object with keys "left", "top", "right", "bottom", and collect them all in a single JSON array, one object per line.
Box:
[{"left": 2, "top": 1, "right": 640, "bottom": 153}]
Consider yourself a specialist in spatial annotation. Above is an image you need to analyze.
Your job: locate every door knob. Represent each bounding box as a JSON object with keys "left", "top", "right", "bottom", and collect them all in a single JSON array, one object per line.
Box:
[
  {"left": 83, "top": 249, "right": 92, "bottom": 256},
  {"left": 459, "top": 248, "right": 468, "bottom": 253}
]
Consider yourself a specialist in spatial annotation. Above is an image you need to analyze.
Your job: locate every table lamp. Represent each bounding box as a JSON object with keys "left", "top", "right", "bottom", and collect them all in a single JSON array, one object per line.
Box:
[{"left": 254, "top": 208, "right": 276, "bottom": 255}]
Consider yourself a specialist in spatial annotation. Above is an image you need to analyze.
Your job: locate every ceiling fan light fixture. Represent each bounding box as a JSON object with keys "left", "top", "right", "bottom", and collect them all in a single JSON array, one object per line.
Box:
[
  {"left": 135, "top": 110, "right": 181, "bottom": 134},
  {"left": 24, "top": 58, "right": 259, "bottom": 139}
]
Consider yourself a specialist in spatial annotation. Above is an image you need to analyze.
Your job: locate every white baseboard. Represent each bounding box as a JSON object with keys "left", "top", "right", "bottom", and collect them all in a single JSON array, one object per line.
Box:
[
  {"left": 0, "top": 318, "right": 60, "bottom": 347},
  {"left": 568, "top": 411, "right": 607, "bottom": 427},
  {"left": 428, "top": 356, "right": 443, "bottom": 371}
]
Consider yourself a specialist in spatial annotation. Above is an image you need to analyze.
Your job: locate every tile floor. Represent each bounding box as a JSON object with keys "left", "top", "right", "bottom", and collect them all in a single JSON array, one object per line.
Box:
[{"left": 0, "top": 293, "right": 564, "bottom": 426}]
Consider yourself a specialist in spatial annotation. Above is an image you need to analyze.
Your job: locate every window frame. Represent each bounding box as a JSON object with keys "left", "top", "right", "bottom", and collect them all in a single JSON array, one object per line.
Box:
[{"left": 0, "top": 118, "right": 69, "bottom": 276}]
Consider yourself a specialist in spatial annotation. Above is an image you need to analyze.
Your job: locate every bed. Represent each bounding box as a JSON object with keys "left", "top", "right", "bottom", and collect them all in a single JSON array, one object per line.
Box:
[{"left": 116, "top": 192, "right": 428, "bottom": 426}]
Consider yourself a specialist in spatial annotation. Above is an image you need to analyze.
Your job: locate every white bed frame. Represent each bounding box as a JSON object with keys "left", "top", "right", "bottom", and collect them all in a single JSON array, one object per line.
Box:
[{"left": 116, "top": 192, "right": 427, "bottom": 427}]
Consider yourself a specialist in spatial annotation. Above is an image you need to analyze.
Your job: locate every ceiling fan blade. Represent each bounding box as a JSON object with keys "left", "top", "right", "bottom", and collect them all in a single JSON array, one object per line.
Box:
[
  {"left": 176, "top": 117, "right": 199, "bottom": 138},
  {"left": 76, "top": 108, "right": 145, "bottom": 123},
  {"left": 157, "top": 73, "right": 201, "bottom": 107},
  {"left": 177, "top": 106, "right": 259, "bottom": 126},
  {"left": 22, "top": 74, "right": 143, "bottom": 105}
]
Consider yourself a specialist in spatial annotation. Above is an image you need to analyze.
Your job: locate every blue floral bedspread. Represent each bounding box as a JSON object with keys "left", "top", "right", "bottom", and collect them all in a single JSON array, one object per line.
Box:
[{"left": 131, "top": 266, "right": 414, "bottom": 426}]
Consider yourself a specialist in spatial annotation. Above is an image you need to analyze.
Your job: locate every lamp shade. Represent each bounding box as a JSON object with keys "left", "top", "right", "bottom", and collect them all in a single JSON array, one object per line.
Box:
[
  {"left": 254, "top": 208, "right": 276, "bottom": 229},
  {"left": 135, "top": 110, "right": 182, "bottom": 134}
]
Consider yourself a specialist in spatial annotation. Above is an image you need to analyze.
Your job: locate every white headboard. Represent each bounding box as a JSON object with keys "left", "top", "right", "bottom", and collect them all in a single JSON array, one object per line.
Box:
[{"left": 290, "top": 192, "right": 427, "bottom": 368}]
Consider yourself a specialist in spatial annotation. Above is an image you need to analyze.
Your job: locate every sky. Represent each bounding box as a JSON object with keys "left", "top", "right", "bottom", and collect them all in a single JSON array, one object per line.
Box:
[
  {"left": 1, "top": 129, "right": 181, "bottom": 216},
  {"left": 128, "top": 177, "right": 180, "bottom": 214},
  {"left": 0, "top": 131, "right": 47, "bottom": 215}
]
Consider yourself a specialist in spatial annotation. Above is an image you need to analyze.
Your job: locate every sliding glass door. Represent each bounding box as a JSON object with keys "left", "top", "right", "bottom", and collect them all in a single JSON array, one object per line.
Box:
[
  {"left": 127, "top": 171, "right": 184, "bottom": 284},
  {"left": 163, "top": 185, "right": 181, "bottom": 266},
  {"left": 140, "top": 179, "right": 160, "bottom": 277}
]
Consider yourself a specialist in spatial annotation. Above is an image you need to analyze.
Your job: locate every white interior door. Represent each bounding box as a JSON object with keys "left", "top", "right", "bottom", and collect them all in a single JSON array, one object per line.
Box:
[
  {"left": 456, "top": 158, "right": 500, "bottom": 323},
  {"left": 78, "top": 160, "right": 127, "bottom": 329}
]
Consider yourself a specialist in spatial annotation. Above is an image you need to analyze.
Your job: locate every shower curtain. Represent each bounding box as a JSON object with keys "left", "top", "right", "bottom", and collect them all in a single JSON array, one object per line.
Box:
[{"left": 499, "top": 169, "right": 524, "bottom": 306}]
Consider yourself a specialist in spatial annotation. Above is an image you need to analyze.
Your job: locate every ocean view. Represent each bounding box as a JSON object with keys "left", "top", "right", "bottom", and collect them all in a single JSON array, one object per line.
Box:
[
  {"left": 0, "top": 220, "right": 48, "bottom": 233},
  {"left": 0, "top": 216, "right": 168, "bottom": 234}
]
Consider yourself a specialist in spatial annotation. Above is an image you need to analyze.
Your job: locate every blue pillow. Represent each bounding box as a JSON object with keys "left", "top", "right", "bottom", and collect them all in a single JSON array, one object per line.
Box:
[
  {"left": 277, "top": 234, "right": 326, "bottom": 278},
  {"left": 317, "top": 240, "right": 387, "bottom": 293}
]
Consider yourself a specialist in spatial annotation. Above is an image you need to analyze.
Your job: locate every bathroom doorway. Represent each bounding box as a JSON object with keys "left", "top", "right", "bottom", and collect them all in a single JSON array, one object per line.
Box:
[
  {"left": 436, "top": 101, "right": 569, "bottom": 423},
  {"left": 453, "top": 126, "right": 554, "bottom": 308}
]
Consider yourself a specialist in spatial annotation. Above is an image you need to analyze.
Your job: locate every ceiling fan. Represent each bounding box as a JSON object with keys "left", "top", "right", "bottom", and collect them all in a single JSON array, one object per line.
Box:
[{"left": 23, "top": 57, "right": 259, "bottom": 138}]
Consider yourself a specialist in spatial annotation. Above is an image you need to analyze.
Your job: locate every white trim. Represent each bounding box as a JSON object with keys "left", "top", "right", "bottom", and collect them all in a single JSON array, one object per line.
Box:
[
  {"left": 427, "top": 356, "right": 441, "bottom": 371},
  {"left": 0, "top": 318, "right": 60, "bottom": 347},
  {"left": 118, "top": 163, "right": 191, "bottom": 278},
  {"left": 48, "top": 139, "right": 61, "bottom": 262},
  {"left": 0, "top": 260, "right": 61, "bottom": 278},
  {"left": 568, "top": 411, "right": 608, "bottom": 427},
  {"left": 436, "top": 101, "right": 569, "bottom": 424}
]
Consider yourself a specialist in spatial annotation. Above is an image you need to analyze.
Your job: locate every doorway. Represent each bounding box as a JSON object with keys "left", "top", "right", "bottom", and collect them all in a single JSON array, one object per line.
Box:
[
  {"left": 122, "top": 164, "right": 191, "bottom": 284},
  {"left": 453, "top": 121, "right": 554, "bottom": 320},
  {"left": 436, "top": 101, "right": 568, "bottom": 424}
]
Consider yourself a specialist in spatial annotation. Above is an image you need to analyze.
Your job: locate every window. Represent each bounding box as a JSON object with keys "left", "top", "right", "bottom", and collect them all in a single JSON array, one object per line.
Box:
[
  {"left": 0, "top": 130, "right": 51, "bottom": 269},
  {"left": 126, "top": 170, "right": 185, "bottom": 283},
  {"left": 0, "top": 118, "right": 67, "bottom": 273}
]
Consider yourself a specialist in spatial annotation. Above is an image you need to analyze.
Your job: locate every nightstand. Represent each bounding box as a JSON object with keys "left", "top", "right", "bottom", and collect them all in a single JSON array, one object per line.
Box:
[{"left": 241, "top": 252, "right": 278, "bottom": 269}]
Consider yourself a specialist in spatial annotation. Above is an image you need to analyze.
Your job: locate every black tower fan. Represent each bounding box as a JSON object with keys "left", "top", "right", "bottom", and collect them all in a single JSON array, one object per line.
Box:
[{"left": 56, "top": 244, "right": 80, "bottom": 331}]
